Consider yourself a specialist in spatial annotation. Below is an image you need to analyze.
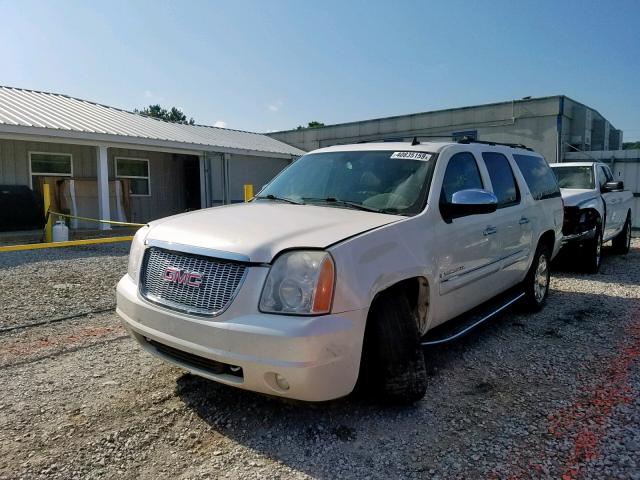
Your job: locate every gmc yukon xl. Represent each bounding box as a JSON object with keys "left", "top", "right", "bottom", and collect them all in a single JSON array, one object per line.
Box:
[{"left": 117, "top": 140, "right": 563, "bottom": 403}]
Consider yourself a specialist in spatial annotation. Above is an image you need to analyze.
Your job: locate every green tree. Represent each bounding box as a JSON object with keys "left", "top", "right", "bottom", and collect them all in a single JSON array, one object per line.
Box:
[
  {"left": 296, "top": 121, "right": 325, "bottom": 130},
  {"left": 135, "top": 104, "right": 195, "bottom": 125},
  {"left": 622, "top": 141, "right": 640, "bottom": 150}
]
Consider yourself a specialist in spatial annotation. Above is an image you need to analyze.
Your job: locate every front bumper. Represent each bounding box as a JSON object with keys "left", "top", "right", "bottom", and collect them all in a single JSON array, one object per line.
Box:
[
  {"left": 116, "top": 273, "right": 367, "bottom": 401},
  {"left": 562, "top": 226, "right": 597, "bottom": 245}
]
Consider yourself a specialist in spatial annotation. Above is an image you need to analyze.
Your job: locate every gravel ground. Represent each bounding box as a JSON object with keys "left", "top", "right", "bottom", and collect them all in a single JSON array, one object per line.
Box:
[
  {"left": 0, "top": 244, "right": 129, "bottom": 329},
  {"left": 0, "top": 239, "right": 639, "bottom": 479}
]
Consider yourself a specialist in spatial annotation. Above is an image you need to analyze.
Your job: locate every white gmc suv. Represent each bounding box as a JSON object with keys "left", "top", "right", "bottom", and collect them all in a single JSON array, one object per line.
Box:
[{"left": 117, "top": 140, "right": 563, "bottom": 403}]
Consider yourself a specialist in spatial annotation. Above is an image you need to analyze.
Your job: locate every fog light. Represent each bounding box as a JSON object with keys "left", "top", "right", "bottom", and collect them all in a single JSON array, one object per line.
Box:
[{"left": 275, "top": 373, "right": 290, "bottom": 391}]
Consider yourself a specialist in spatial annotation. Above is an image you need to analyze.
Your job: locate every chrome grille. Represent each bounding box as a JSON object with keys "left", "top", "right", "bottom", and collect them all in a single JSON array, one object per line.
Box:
[{"left": 140, "top": 247, "right": 248, "bottom": 316}]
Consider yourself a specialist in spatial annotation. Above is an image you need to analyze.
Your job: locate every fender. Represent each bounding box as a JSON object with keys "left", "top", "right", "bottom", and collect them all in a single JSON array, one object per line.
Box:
[{"left": 328, "top": 215, "right": 436, "bottom": 316}]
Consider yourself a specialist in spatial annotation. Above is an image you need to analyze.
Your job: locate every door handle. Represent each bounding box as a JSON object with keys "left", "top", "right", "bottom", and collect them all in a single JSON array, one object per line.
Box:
[
  {"left": 519, "top": 217, "right": 530, "bottom": 225},
  {"left": 483, "top": 226, "right": 497, "bottom": 236}
]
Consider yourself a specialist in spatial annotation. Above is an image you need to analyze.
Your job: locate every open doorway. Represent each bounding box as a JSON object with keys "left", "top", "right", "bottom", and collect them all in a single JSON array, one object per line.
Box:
[{"left": 182, "top": 155, "right": 201, "bottom": 211}]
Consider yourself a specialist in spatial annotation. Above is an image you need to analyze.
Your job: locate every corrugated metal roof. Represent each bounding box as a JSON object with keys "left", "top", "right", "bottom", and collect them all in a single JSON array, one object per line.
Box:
[{"left": 0, "top": 86, "right": 304, "bottom": 157}]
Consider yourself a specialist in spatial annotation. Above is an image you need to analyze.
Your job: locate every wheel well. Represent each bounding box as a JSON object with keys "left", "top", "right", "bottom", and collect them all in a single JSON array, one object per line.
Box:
[
  {"left": 371, "top": 277, "right": 430, "bottom": 334},
  {"left": 538, "top": 230, "right": 555, "bottom": 253}
]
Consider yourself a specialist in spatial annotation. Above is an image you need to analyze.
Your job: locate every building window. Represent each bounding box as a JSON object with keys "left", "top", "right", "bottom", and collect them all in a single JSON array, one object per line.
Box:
[
  {"left": 116, "top": 157, "right": 150, "bottom": 196},
  {"left": 452, "top": 130, "right": 478, "bottom": 142},
  {"left": 30, "top": 152, "right": 73, "bottom": 179},
  {"left": 29, "top": 152, "right": 73, "bottom": 193}
]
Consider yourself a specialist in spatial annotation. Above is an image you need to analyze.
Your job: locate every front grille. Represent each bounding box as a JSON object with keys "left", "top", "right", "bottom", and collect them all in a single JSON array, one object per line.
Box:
[
  {"left": 148, "top": 339, "right": 243, "bottom": 378},
  {"left": 139, "top": 247, "right": 247, "bottom": 316}
]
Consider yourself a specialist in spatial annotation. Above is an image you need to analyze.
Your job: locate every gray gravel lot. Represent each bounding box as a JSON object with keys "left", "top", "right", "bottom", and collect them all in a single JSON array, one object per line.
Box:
[
  {"left": 0, "top": 239, "right": 639, "bottom": 479},
  {"left": 0, "top": 244, "right": 129, "bottom": 329}
]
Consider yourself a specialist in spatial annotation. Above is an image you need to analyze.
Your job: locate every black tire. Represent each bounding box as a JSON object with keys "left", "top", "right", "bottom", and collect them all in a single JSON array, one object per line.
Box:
[
  {"left": 582, "top": 225, "right": 603, "bottom": 273},
  {"left": 357, "top": 293, "right": 427, "bottom": 404},
  {"left": 521, "top": 243, "right": 551, "bottom": 312},
  {"left": 611, "top": 214, "right": 632, "bottom": 254}
]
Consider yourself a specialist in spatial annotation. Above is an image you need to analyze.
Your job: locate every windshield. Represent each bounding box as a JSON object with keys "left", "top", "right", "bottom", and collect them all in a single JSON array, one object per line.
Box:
[
  {"left": 552, "top": 166, "right": 595, "bottom": 189},
  {"left": 257, "top": 150, "right": 434, "bottom": 215}
]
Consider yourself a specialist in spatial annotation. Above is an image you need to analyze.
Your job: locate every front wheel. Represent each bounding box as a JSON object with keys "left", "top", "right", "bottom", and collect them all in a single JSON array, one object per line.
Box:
[
  {"left": 521, "top": 243, "right": 551, "bottom": 312},
  {"left": 358, "top": 293, "right": 427, "bottom": 404},
  {"left": 583, "top": 226, "right": 603, "bottom": 273},
  {"left": 611, "top": 215, "right": 631, "bottom": 254}
]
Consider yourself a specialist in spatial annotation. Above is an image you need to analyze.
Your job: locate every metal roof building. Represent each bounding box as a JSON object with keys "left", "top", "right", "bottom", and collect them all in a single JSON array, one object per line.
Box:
[
  {"left": 269, "top": 95, "right": 622, "bottom": 165},
  {"left": 0, "top": 86, "right": 304, "bottom": 231}
]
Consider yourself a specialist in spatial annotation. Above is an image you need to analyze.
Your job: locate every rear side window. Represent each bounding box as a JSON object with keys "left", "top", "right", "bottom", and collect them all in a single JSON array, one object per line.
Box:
[
  {"left": 482, "top": 152, "right": 520, "bottom": 208},
  {"left": 513, "top": 154, "right": 561, "bottom": 200},
  {"left": 440, "top": 152, "right": 484, "bottom": 203}
]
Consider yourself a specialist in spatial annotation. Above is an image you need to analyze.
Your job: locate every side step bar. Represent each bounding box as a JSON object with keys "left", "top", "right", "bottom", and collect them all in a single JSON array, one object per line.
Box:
[{"left": 421, "top": 290, "right": 525, "bottom": 346}]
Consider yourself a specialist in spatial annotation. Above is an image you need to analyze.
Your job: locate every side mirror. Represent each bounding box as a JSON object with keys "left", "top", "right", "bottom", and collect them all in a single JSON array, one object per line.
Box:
[
  {"left": 441, "top": 189, "right": 498, "bottom": 219},
  {"left": 602, "top": 181, "right": 623, "bottom": 192}
]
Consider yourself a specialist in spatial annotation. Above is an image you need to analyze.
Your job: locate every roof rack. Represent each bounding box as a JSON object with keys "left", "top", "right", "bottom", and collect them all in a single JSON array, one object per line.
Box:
[
  {"left": 356, "top": 134, "right": 454, "bottom": 145},
  {"left": 457, "top": 137, "right": 533, "bottom": 151}
]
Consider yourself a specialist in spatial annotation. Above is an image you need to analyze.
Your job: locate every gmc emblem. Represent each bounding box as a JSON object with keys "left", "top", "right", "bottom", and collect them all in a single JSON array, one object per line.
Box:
[{"left": 162, "top": 266, "right": 204, "bottom": 287}]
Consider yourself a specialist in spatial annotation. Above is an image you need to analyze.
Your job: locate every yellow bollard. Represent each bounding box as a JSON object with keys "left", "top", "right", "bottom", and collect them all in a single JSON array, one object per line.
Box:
[
  {"left": 43, "top": 183, "right": 52, "bottom": 243},
  {"left": 243, "top": 184, "right": 254, "bottom": 202}
]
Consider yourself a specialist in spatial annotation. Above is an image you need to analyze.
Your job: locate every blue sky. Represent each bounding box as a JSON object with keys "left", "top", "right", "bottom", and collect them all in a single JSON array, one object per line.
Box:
[{"left": 1, "top": 0, "right": 639, "bottom": 140}]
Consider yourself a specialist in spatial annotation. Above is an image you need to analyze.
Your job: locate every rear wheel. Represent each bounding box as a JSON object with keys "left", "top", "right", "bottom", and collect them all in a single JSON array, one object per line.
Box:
[
  {"left": 521, "top": 243, "right": 551, "bottom": 312},
  {"left": 583, "top": 226, "right": 603, "bottom": 273},
  {"left": 358, "top": 293, "right": 427, "bottom": 404},
  {"left": 612, "top": 214, "right": 631, "bottom": 254}
]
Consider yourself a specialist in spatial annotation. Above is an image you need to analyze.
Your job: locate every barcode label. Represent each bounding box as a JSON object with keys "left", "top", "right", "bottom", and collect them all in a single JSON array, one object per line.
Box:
[{"left": 390, "top": 151, "right": 431, "bottom": 160}]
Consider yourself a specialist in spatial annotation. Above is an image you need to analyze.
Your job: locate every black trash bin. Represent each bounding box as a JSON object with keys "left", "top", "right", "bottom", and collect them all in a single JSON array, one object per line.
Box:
[{"left": 0, "top": 185, "right": 44, "bottom": 232}]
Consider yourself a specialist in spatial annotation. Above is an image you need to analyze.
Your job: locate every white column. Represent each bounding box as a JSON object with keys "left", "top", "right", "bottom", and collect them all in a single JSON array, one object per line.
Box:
[
  {"left": 96, "top": 145, "right": 111, "bottom": 230},
  {"left": 199, "top": 154, "right": 207, "bottom": 209},
  {"left": 223, "top": 153, "right": 231, "bottom": 204},
  {"left": 199, "top": 153, "right": 214, "bottom": 209}
]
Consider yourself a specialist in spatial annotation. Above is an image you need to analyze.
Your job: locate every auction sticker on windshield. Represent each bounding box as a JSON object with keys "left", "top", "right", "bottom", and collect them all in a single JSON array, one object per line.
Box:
[{"left": 390, "top": 151, "right": 432, "bottom": 160}]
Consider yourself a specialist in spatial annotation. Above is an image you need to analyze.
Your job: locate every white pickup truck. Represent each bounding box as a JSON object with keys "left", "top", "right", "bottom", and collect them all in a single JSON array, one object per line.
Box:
[
  {"left": 551, "top": 162, "right": 633, "bottom": 272},
  {"left": 117, "top": 140, "right": 563, "bottom": 403}
]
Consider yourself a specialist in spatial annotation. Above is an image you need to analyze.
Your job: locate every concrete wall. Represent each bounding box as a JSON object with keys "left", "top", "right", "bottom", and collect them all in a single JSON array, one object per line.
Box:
[
  {"left": 565, "top": 149, "right": 640, "bottom": 227},
  {"left": 270, "top": 96, "right": 563, "bottom": 163},
  {"left": 270, "top": 96, "right": 622, "bottom": 166},
  {"left": 0, "top": 138, "right": 187, "bottom": 224}
]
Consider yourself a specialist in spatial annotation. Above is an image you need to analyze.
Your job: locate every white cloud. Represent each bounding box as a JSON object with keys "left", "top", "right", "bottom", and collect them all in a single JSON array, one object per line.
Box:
[
  {"left": 214, "top": 120, "right": 227, "bottom": 128},
  {"left": 144, "top": 90, "right": 153, "bottom": 98},
  {"left": 267, "top": 100, "right": 283, "bottom": 112}
]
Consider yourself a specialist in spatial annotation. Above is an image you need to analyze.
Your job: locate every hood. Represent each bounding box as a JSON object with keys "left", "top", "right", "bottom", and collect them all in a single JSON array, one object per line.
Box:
[
  {"left": 146, "top": 202, "right": 401, "bottom": 263},
  {"left": 560, "top": 188, "right": 599, "bottom": 208}
]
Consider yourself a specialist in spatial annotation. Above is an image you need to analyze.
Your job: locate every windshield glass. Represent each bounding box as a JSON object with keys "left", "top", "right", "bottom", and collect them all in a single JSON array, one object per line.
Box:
[
  {"left": 552, "top": 166, "right": 595, "bottom": 189},
  {"left": 258, "top": 150, "right": 434, "bottom": 215}
]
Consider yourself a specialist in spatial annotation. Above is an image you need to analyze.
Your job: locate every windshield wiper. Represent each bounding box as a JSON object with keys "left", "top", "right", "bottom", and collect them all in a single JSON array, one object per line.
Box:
[
  {"left": 303, "top": 197, "right": 384, "bottom": 213},
  {"left": 254, "top": 194, "right": 303, "bottom": 205}
]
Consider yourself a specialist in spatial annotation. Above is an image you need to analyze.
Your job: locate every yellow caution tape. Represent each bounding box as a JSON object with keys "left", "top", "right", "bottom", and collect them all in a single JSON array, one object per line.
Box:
[
  {"left": 0, "top": 236, "right": 134, "bottom": 252},
  {"left": 48, "top": 210, "right": 146, "bottom": 228}
]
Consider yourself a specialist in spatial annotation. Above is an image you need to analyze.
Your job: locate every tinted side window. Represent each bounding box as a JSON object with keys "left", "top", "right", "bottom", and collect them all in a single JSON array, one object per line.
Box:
[
  {"left": 599, "top": 165, "right": 614, "bottom": 184},
  {"left": 597, "top": 166, "right": 608, "bottom": 188},
  {"left": 482, "top": 152, "right": 520, "bottom": 208},
  {"left": 440, "top": 152, "right": 484, "bottom": 203},
  {"left": 513, "top": 154, "right": 561, "bottom": 200}
]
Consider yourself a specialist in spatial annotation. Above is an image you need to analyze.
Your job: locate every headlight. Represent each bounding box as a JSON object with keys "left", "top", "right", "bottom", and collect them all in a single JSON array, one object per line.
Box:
[
  {"left": 127, "top": 225, "right": 149, "bottom": 282},
  {"left": 259, "top": 251, "right": 335, "bottom": 315}
]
